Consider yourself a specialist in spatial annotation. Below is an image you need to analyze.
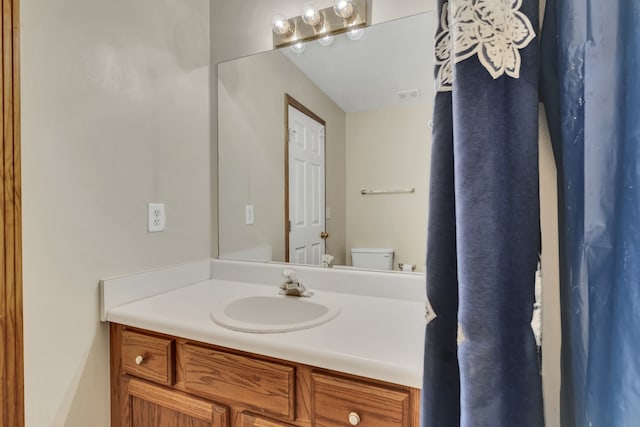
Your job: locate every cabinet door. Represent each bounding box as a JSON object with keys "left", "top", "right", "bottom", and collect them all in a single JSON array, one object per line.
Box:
[
  {"left": 239, "top": 412, "right": 296, "bottom": 427},
  {"left": 127, "top": 379, "right": 229, "bottom": 427}
]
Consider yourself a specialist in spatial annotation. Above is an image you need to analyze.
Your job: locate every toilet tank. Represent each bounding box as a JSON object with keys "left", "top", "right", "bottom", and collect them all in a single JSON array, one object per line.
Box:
[{"left": 351, "top": 248, "right": 394, "bottom": 270}]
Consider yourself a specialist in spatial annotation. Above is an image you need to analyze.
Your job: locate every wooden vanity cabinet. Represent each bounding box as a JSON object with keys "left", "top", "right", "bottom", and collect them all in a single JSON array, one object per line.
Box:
[{"left": 110, "top": 324, "right": 420, "bottom": 427}]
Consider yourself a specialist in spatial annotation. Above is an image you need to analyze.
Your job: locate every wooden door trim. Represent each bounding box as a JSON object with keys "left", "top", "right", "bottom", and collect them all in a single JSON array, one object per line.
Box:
[
  {"left": 0, "top": 0, "right": 24, "bottom": 425},
  {"left": 283, "top": 94, "right": 325, "bottom": 263},
  {"left": 285, "top": 95, "right": 325, "bottom": 127}
]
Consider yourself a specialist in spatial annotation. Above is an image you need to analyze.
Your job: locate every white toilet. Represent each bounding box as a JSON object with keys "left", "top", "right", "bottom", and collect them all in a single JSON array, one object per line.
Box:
[{"left": 350, "top": 248, "right": 394, "bottom": 270}]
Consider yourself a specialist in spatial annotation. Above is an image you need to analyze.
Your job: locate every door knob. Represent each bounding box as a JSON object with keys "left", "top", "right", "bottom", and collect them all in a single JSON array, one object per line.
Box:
[{"left": 320, "top": 231, "right": 329, "bottom": 239}]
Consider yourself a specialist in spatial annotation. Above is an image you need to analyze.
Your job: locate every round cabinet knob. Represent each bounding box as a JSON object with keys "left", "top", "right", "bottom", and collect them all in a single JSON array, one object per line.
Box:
[
  {"left": 134, "top": 355, "right": 144, "bottom": 366},
  {"left": 348, "top": 411, "right": 360, "bottom": 426}
]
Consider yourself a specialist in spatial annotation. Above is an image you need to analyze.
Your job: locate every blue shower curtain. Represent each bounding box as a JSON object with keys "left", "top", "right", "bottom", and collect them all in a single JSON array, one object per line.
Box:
[
  {"left": 541, "top": 0, "right": 640, "bottom": 426},
  {"left": 422, "top": 0, "right": 544, "bottom": 426}
]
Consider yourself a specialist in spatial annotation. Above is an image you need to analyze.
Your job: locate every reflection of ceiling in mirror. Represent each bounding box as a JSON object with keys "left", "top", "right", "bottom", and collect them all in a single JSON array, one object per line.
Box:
[{"left": 281, "top": 12, "right": 435, "bottom": 113}]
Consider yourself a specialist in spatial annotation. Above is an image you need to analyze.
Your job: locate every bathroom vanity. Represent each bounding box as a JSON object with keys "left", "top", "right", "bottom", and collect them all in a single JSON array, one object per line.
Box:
[
  {"left": 102, "top": 259, "right": 426, "bottom": 427},
  {"left": 110, "top": 324, "right": 419, "bottom": 427}
]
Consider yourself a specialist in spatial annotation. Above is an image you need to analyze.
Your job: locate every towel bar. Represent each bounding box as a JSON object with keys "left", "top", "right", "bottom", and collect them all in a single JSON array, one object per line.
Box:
[{"left": 360, "top": 188, "right": 415, "bottom": 195}]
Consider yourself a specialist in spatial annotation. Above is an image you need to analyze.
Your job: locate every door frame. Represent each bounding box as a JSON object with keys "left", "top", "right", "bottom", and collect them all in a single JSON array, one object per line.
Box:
[
  {"left": 283, "top": 94, "right": 326, "bottom": 263},
  {"left": 0, "top": 0, "right": 24, "bottom": 425}
]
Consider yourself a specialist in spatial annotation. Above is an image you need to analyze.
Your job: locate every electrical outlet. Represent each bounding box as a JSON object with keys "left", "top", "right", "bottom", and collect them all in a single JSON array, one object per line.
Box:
[
  {"left": 147, "top": 203, "right": 166, "bottom": 232},
  {"left": 245, "top": 205, "right": 254, "bottom": 225}
]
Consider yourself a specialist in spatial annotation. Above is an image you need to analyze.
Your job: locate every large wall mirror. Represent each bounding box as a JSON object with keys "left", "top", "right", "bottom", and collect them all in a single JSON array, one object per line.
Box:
[{"left": 218, "top": 11, "right": 435, "bottom": 273}]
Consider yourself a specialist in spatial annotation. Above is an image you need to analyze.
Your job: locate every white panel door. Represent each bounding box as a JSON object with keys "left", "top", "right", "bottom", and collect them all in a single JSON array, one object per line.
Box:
[{"left": 288, "top": 106, "right": 325, "bottom": 266}]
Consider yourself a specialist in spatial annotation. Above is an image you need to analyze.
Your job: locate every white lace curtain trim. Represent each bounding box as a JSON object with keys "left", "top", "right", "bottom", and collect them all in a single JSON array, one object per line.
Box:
[{"left": 435, "top": 0, "right": 536, "bottom": 92}]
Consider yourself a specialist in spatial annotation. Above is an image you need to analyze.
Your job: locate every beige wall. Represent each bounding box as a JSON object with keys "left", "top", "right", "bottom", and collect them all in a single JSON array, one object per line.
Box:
[
  {"left": 346, "top": 105, "right": 431, "bottom": 271},
  {"left": 218, "top": 51, "right": 347, "bottom": 264},
  {"left": 21, "top": 1, "right": 211, "bottom": 426}
]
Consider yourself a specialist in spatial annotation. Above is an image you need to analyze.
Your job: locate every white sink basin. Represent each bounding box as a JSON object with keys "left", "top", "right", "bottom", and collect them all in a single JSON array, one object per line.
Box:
[{"left": 210, "top": 295, "right": 341, "bottom": 333}]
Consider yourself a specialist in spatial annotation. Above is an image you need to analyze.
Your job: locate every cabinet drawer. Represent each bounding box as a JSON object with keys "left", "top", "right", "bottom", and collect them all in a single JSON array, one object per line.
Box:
[
  {"left": 121, "top": 330, "right": 174, "bottom": 386},
  {"left": 183, "top": 344, "right": 296, "bottom": 420},
  {"left": 239, "top": 412, "right": 295, "bottom": 427},
  {"left": 311, "top": 372, "right": 410, "bottom": 427}
]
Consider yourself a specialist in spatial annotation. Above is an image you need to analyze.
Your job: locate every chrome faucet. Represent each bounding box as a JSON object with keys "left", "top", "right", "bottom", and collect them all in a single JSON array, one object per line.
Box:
[{"left": 279, "top": 269, "right": 312, "bottom": 297}]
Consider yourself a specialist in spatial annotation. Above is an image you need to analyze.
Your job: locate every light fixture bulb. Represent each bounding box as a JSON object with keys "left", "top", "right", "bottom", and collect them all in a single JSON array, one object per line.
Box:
[
  {"left": 272, "top": 14, "right": 293, "bottom": 35},
  {"left": 318, "top": 34, "right": 334, "bottom": 46},
  {"left": 290, "top": 41, "right": 306, "bottom": 54},
  {"left": 346, "top": 27, "right": 365, "bottom": 40},
  {"left": 333, "top": 0, "right": 355, "bottom": 18},
  {"left": 301, "top": 2, "right": 322, "bottom": 26}
]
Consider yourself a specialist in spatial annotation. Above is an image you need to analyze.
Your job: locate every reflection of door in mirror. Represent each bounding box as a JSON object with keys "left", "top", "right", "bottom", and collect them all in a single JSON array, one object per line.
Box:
[{"left": 286, "top": 101, "right": 326, "bottom": 265}]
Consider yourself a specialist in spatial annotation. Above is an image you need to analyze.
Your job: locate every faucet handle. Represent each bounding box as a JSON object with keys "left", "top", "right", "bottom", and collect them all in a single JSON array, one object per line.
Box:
[{"left": 282, "top": 268, "right": 297, "bottom": 282}]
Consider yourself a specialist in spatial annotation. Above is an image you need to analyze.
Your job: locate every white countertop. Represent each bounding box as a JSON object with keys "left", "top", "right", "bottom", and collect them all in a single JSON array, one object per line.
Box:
[{"left": 103, "top": 259, "right": 426, "bottom": 389}]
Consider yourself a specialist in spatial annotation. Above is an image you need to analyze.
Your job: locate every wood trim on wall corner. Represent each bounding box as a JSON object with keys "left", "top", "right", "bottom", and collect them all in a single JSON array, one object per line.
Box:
[{"left": 0, "top": 0, "right": 24, "bottom": 425}]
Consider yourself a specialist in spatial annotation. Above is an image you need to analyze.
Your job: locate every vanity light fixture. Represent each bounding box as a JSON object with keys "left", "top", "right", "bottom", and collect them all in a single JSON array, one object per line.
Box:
[
  {"left": 272, "top": 14, "right": 294, "bottom": 36},
  {"left": 272, "top": 0, "right": 368, "bottom": 48},
  {"left": 346, "top": 27, "right": 365, "bottom": 40},
  {"left": 290, "top": 41, "right": 306, "bottom": 54},
  {"left": 318, "top": 34, "right": 335, "bottom": 46},
  {"left": 301, "top": 2, "right": 322, "bottom": 26},
  {"left": 334, "top": 0, "right": 355, "bottom": 18}
]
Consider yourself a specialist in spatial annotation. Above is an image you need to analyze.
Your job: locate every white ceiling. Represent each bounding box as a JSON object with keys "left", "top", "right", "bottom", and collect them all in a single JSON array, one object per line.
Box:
[{"left": 282, "top": 11, "right": 435, "bottom": 113}]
